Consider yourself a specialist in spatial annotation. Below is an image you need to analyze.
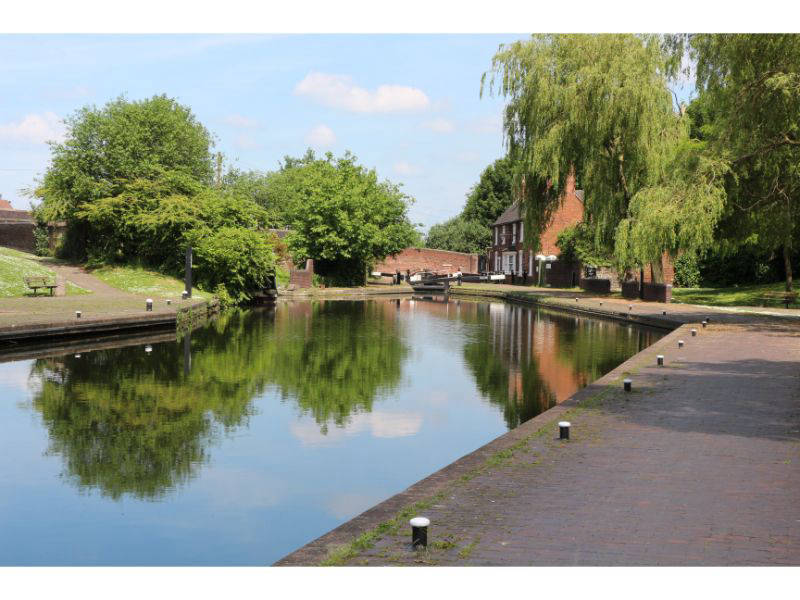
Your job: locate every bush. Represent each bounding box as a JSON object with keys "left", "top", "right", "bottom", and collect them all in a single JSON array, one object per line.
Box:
[
  {"left": 673, "top": 252, "right": 701, "bottom": 288},
  {"left": 33, "top": 225, "right": 52, "bottom": 257},
  {"left": 188, "top": 227, "right": 276, "bottom": 304}
]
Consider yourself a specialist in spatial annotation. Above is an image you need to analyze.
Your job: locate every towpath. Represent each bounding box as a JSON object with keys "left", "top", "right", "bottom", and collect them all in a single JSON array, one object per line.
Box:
[{"left": 278, "top": 293, "right": 800, "bottom": 566}]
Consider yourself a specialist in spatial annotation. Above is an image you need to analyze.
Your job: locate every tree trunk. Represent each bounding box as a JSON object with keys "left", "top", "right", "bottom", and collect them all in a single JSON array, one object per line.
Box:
[
  {"left": 650, "top": 257, "right": 665, "bottom": 284},
  {"left": 784, "top": 243, "right": 793, "bottom": 292}
]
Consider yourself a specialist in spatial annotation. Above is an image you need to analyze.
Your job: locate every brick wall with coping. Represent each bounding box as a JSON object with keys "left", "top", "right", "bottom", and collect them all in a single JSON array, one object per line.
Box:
[{"left": 375, "top": 247, "right": 478, "bottom": 275}]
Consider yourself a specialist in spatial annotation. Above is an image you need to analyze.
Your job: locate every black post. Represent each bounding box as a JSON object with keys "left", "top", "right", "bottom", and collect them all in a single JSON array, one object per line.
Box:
[
  {"left": 183, "top": 330, "right": 192, "bottom": 377},
  {"left": 185, "top": 246, "right": 193, "bottom": 298}
]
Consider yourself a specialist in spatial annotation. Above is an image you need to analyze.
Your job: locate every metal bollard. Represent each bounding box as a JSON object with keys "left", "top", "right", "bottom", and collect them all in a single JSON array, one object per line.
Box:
[
  {"left": 181, "top": 291, "right": 189, "bottom": 300},
  {"left": 75, "top": 310, "right": 81, "bottom": 319},
  {"left": 629, "top": 305, "right": 632, "bottom": 311},
  {"left": 678, "top": 340, "right": 684, "bottom": 348},
  {"left": 657, "top": 355, "right": 664, "bottom": 366},
  {"left": 702, "top": 320, "right": 707, "bottom": 328},
  {"left": 691, "top": 328, "right": 697, "bottom": 337},
  {"left": 599, "top": 301, "right": 603, "bottom": 306},
  {"left": 166, "top": 299, "right": 172, "bottom": 306},
  {"left": 559, "top": 421, "right": 571, "bottom": 440},
  {"left": 662, "top": 310, "right": 667, "bottom": 316},
  {"left": 410, "top": 517, "right": 430, "bottom": 549},
  {"left": 624, "top": 378, "right": 632, "bottom": 392},
  {"left": 74, "top": 354, "right": 81, "bottom": 359},
  {"left": 145, "top": 345, "right": 152, "bottom": 353},
  {"left": 575, "top": 297, "right": 579, "bottom": 302},
  {"left": 146, "top": 298, "right": 153, "bottom": 312}
]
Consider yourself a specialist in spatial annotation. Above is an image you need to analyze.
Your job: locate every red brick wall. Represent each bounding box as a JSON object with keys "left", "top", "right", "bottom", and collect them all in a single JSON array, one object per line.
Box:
[
  {"left": 289, "top": 259, "right": 314, "bottom": 288},
  {"left": 642, "top": 252, "right": 675, "bottom": 285},
  {"left": 0, "top": 222, "right": 36, "bottom": 253},
  {"left": 539, "top": 187, "right": 584, "bottom": 256},
  {"left": 375, "top": 247, "right": 478, "bottom": 275}
]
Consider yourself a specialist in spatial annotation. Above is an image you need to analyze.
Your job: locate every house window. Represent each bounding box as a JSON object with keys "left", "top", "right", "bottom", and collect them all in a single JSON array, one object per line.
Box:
[{"left": 506, "top": 253, "right": 515, "bottom": 273}]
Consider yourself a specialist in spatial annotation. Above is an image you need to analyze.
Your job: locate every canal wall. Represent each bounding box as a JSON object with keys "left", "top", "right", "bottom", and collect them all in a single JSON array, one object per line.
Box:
[{"left": 0, "top": 298, "right": 219, "bottom": 346}]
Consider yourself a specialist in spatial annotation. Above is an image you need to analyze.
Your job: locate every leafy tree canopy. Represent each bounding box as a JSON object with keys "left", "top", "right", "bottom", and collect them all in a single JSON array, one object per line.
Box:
[
  {"left": 273, "top": 150, "right": 421, "bottom": 286},
  {"left": 34, "top": 94, "right": 214, "bottom": 223},
  {"left": 674, "top": 33, "right": 800, "bottom": 290},
  {"left": 461, "top": 156, "right": 515, "bottom": 228},
  {"left": 425, "top": 216, "right": 491, "bottom": 254}
]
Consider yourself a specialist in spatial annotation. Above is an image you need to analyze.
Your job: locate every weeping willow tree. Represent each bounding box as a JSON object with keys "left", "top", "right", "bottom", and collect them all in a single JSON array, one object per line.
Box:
[{"left": 482, "top": 34, "right": 727, "bottom": 281}]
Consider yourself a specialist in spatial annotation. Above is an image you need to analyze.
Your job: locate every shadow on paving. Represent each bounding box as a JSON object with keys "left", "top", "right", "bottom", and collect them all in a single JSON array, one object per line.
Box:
[{"left": 588, "top": 357, "right": 800, "bottom": 443}]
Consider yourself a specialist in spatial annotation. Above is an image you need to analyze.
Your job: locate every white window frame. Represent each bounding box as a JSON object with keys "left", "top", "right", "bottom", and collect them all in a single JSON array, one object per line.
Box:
[
  {"left": 512, "top": 223, "right": 517, "bottom": 245},
  {"left": 520, "top": 221, "right": 524, "bottom": 243}
]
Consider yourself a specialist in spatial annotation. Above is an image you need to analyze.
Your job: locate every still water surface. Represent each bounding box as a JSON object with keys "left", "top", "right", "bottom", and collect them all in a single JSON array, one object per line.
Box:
[{"left": 0, "top": 297, "right": 664, "bottom": 565}]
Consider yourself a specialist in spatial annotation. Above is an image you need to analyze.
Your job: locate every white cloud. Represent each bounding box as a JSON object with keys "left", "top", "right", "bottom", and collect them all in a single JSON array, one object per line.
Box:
[
  {"left": 290, "top": 411, "right": 423, "bottom": 447},
  {"left": 393, "top": 161, "right": 421, "bottom": 176},
  {"left": 0, "top": 112, "right": 65, "bottom": 145},
  {"left": 233, "top": 133, "right": 261, "bottom": 150},
  {"left": 423, "top": 117, "right": 455, "bottom": 133},
  {"left": 305, "top": 124, "right": 336, "bottom": 147},
  {"left": 224, "top": 113, "right": 261, "bottom": 129},
  {"left": 470, "top": 113, "right": 503, "bottom": 134},
  {"left": 294, "top": 72, "right": 430, "bottom": 113}
]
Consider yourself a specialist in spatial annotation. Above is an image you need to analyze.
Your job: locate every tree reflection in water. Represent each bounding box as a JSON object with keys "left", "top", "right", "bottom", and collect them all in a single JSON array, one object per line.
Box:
[
  {"left": 27, "top": 298, "right": 660, "bottom": 500},
  {"left": 28, "top": 301, "right": 408, "bottom": 500}
]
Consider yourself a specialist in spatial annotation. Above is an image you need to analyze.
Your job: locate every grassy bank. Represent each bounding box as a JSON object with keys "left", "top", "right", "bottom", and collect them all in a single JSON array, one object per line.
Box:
[
  {"left": 672, "top": 282, "right": 797, "bottom": 308},
  {"left": 90, "top": 264, "right": 207, "bottom": 299},
  {"left": 0, "top": 247, "right": 57, "bottom": 297}
]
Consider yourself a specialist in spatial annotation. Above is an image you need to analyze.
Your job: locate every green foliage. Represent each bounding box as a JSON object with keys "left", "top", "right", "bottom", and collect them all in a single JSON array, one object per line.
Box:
[
  {"left": 556, "top": 223, "right": 611, "bottom": 267},
  {"left": 188, "top": 227, "right": 276, "bottom": 303},
  {"left": 222, "top": 168, "right": 287, "bottom": 227},
  {"left": 483, "top": 34, "right": 682, "bottom": 256},
  {"left": 33, "top": 225, "right": 52, "bottom": 257},
  {"left": 461, "top": 156, "right": 516, "bottom": 228},
  {"left": 425, "top": 216, "right": 491, "bottom": 254},
  {"left": 684, "top": 34, "right": 800, "bottom": 290},
  {"left": 274, "top": 151, "right": 420, "bottom": 286},
  {"left": 34, "top": 94, "right": 213, "bottom": 225},
  {"left": 672, "top": 252, "right": 701, "bottom": 288}
]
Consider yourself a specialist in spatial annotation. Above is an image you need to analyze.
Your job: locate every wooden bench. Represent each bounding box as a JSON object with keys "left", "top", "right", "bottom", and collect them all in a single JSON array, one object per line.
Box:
[
  {"left": 24, "top": 275, "right": 58, "bottom": 296},
  {"left": 759, "top": 291, "right": 798, "bottom": 309}
]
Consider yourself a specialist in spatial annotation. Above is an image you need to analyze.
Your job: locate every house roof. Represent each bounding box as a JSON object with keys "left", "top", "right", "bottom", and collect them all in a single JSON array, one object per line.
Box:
[
  {"left": 492, "top": 189, "right": 584, "bottom": 226},
  {"left": 493, "top": 201, "right": 523, "bottom": 226}
]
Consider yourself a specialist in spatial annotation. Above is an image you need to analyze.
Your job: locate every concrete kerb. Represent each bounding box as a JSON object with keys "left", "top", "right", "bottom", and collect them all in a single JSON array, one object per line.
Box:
[{"left": 276, "top": 323, "right": 689, "bottom": 566}]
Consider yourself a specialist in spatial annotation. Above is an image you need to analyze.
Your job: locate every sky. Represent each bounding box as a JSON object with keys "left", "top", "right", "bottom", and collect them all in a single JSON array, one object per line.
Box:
[{"left": 0, "top": 34, "right": 532, "bottom": 229}]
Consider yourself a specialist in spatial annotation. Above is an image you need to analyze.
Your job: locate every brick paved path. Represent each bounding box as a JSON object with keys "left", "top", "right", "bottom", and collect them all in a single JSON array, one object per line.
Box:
[{"left": 280, "top": 316, "right": 800, "bottom": 565}]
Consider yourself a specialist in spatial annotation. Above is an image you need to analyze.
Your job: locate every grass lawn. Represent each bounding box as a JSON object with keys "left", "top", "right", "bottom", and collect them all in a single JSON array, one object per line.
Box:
[
  {"left": 0, "top": 246, "right": 57, "bottom": 298},
  {"left": 90, "top": 264, "right": 207, "bottom": 299},
  {"left": 672, "top": 281, "right": 797, "bottom": 308}
]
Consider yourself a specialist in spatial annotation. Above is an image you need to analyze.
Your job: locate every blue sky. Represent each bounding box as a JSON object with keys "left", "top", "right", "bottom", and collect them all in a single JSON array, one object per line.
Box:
[
  {"left": 0, "top": 34, "right": 529, "bottom": 229},
  {"left": 0, "top": 34, "right": 697, "bottom": 230}
]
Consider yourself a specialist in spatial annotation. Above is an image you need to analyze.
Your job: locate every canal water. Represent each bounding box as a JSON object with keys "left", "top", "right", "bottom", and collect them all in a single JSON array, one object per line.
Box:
[{"left": 0, "top": 297, "right": 664, "bottom": 565}]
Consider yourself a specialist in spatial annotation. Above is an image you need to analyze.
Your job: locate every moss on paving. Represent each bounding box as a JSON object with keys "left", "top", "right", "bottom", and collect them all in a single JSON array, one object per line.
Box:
[
  {"left": 0, "top": 247, "right": 56, "bottom": 298},
  {"left": 91, "top": 264, "right": 206, "bottom": 299}
]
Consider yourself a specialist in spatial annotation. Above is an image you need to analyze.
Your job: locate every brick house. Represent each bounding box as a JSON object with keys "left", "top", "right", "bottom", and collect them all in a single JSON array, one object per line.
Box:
[{"left": 488, "top": 175, "right": 584, "bottom": 285}]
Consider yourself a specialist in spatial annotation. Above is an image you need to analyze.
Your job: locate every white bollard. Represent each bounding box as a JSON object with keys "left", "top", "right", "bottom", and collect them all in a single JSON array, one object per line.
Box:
[
  {"left": 410, "top": 517, "right": 430, "bottom": 548},
  {"left": 678, "top": 340, "right": 684, "bottom": 348},
  {"left": 145, "top": 345, "right": 152, "bottom": 353},
  {"left": 75, "top": 310, "right": 81, "bottom": 319},
  {"left": 623, "top": 378, "right": 632, "bottom": 392},
  {"left": 691, "top": 328, "right": 697, "bottom": 337},
  {"left": 657, "top": 355, "right": 664, "bottom": 366},
  {"left": 559, "top": 421, "right": 571, "bottom": 440},
  {"left": 146, "top": 298, "right": 153, "bottom": 312}
]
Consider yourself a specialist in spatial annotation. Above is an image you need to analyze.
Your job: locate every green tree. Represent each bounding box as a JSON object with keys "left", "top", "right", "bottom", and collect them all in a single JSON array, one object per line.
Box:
[
  {"left": 223, "top": 168, "right": 288, "bottom": 228},
  {"left": 274, "top": 151, "right": 420, "bottom": 286},
  {"left": 425, "top": 216, "right": 491, "bottom": 254},
  {"left": 33, "top": 95, "right": 214, "bottom": 228},
  {"left": 482, "top": 34, "right": 717, "bottom": 280},
  {"left": 461, "top": 156, "right": 516, "bottom": 228},
  {"left": 680, "top": 34, "right": 800, "bottom": 291}
]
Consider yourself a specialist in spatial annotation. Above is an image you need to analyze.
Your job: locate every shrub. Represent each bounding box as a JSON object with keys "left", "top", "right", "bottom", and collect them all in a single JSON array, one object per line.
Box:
[
  {"left": 188, "top": 227, "right": 276, "bottom": 303},
  {"left": 673, "top": 252, "right": 701, "bottom": 288},
  {"left": 33, "top": 225, "right": 52, "bottom": 257}
]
